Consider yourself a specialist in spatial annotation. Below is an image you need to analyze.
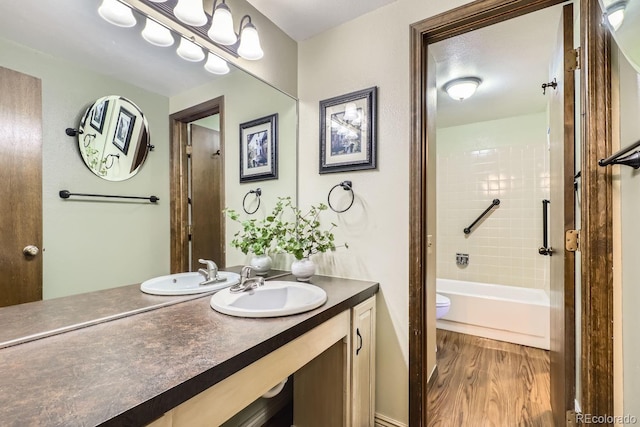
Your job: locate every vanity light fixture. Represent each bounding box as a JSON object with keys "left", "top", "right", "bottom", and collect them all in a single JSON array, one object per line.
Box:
[
  {"left": 444, "top": 77, "right": 482, "bottom": 101},
  {"left": 98, "top": 0, "right": 136, "bottom": 28},
  {"left": 177, "top": 37, "right": 205, "bottom": 62},
  {"left": 237, "top": 16, "right": 264, "bottom": 60},
  {"left": 174, "top": 0, "right": 208, "bottom": 27},
  {"left": 209, "top": 0, "right": 237, "bottom": 45},
  {"left": 605, "top": 0, "right": 628, "bottom": 31},
  {"left": 142, "top": 18, "right": 175, "bottom": 47},
  {"left": 205, "top": 53, "right": 230, "bottom": 74}
]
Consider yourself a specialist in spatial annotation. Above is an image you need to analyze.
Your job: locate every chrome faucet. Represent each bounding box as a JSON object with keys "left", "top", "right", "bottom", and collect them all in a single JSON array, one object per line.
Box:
[
  {"left": 198, "top": 259, "right": 225, "bottom": 286},
  {"left": 229, "top": 265, "right": 264, "bottom": 293}
]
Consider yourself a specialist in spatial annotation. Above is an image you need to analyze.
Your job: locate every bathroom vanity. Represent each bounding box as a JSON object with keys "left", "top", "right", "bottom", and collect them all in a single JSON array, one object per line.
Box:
[{"left": 0, "top": 273, "right": 378, "bottom": 426}]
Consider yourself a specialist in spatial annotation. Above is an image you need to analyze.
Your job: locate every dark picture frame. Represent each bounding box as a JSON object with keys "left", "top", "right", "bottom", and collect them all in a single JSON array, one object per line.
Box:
[
  {"left": 319, "top": 86, "right": 377, "bottom": 174},
  {"left": 90, "top": 98, "right": 109, "bottom": 133},
  {"left": 239, "top": 113, "right": 278, "bottom": 182},
  {"left": 112, "top": 107, "right": 136, "bottom": 155}
]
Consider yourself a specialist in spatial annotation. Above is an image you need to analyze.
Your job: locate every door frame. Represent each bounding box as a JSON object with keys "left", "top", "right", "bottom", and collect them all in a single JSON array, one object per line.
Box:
[
  {"left": 408, "top": 0, "right": 613, "bottom": 425},
  {"left": 169, "top": 96, "right": 225, "bottom": 273}
]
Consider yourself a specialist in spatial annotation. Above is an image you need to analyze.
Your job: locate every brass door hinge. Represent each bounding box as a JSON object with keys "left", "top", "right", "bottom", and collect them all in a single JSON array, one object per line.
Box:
[
  {"left": 567, "top": 47, "right": 581, "bottom": 71},
  {"left": 187, "top": 224, "right": 193, "bottom": 241},
  {"left": 566, "top": 229, "right": 580, "bottom": 252},
  {"left": 566, "top": 410, "right": 577, "bottom": 426},
  {"left": 185, "top": 145, "right": 193, "bottom": 156}
]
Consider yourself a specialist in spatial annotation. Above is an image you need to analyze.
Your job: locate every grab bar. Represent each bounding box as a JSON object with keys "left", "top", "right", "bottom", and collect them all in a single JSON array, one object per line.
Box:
[
  {"left": 463, "top": 199, "right": 500, "bottom": 235},
  {"left": 538, "top": 199, "right": 553, "bottom": 256}
]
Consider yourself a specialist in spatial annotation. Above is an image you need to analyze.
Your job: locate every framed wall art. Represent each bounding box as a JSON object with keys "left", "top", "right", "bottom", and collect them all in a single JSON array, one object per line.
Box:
[
  {"left": 90, "top": 98, "right": 109, "bottom": 134},
  {"left": 112, "top": 106, "right": 136, "bottom": 155},
  {"left": 319, "top": 86, "right": 377, "bottom": 174},
  {"left": 239, "top": 113, "right": 278, "bottom": 182}
]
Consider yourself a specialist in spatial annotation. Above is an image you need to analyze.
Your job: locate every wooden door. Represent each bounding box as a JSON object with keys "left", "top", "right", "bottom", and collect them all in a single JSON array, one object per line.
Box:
[
  {"left": 548, "top": 4, "right": 576, "bottom": 425},
  {"left": 0, "top": 66, "right": 43, "bottom": 307},
  {"left": 190, "top": 123, "right": 225, "bottom": 269}
]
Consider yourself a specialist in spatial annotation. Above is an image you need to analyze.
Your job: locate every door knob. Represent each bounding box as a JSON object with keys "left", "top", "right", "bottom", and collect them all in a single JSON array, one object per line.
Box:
[{"left": 23, "top": 245, "right": 39, "bottom": 257}]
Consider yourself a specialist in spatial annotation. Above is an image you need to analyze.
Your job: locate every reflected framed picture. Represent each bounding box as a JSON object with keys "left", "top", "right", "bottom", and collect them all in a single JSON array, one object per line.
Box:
[
  {"left": 239, "top": 113, "right": 278, "bottom": 182},
  {"left": 90, "top": 98, "right": 109, "bottom": 133},
  {"left": 319, "top": 86, "right": 377, "bottom": 174},
  {"left": 112, "top": 107, "right": 136, "bottom": 155}
]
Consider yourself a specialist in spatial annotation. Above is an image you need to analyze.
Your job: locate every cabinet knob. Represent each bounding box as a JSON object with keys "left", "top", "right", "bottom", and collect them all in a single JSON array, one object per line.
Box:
[{"left": 23, "top": 245, "right": 39, "bottom": 257}]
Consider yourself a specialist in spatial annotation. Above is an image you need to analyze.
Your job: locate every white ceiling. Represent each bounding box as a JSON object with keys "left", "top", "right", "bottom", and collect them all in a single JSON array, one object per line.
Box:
[
  {"left": 0, "top": 1, "right": 564, "bottom": 127},
  {"left": 432, "top": 4, "right": 565, "bottom": 128},
  {"left": 245, "top": 0, "right": 397, "bottom": 41}
]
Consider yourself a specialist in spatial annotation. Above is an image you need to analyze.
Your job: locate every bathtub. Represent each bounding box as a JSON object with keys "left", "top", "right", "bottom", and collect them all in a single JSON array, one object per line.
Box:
[{"left": 436, "top": 278, "right": 550, "bottom": 350}]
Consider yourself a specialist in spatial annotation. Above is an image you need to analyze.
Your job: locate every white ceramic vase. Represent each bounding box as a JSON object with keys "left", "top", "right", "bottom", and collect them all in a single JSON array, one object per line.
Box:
[
  {"left": 291, "top": 258, "right": 316, "bottom": 282},
  {"left": 250, "top": 254, "right": 272, "bottom": 275}
]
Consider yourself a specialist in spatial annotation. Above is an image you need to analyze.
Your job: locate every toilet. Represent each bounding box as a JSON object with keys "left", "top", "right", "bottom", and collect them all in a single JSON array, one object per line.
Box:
[{"left": 436, "top": 293, "right": 451, "bottom": 319}]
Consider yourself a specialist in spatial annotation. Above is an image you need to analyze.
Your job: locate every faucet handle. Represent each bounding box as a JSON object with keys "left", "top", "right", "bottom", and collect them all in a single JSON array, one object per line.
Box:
[
  {"left": 240, "top": 265, "right": 254, "bottom": 279},
  {"left": 198, "top": 259, "right": 218, "bottom": 277}
]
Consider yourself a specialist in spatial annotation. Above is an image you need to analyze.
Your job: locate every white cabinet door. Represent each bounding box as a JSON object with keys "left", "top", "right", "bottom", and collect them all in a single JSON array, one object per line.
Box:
[{"left": 351, "top": 296, "right": 376, "bottom": 427}]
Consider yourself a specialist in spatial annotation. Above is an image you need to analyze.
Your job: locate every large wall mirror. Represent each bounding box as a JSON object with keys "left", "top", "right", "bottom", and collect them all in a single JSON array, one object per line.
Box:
[{"left": 0, "top": 0, "right": 297, "bottom": 309}]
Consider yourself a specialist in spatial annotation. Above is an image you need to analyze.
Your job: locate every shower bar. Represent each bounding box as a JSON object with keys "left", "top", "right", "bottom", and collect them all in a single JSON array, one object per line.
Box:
[
  {"left": 598, "top": 138, "right": 640, "bottom": 168},
  {"left": 463, "top": 199, "right": 500, "bottom": 235},
  {"left": 538, "top": 199, "right": 553, "bottom": 256}
]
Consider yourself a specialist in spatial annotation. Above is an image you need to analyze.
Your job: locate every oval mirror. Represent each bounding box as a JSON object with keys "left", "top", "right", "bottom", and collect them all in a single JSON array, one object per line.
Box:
[
  {"left": 77, "top": 95, "right": 151, "bottom": 181},
  {"left": 600, "top": 0, "right": 640, "bottom": 73}
]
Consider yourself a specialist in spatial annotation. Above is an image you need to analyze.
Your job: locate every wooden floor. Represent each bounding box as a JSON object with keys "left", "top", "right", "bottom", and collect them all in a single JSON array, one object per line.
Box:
[{"left": 427, "top": 330, "right": 553, "bottom": 427}]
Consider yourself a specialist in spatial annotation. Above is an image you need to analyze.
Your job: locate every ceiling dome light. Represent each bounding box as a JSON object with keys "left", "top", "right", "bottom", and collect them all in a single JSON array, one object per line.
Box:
[
  {"left": 204, "top": 53, "right": 230, "bottom": 74},
  {"left": 605, "top": 1, "right": 628, "bottom": 31},
  {"left": 142, "top": 18, "right": 174, "bottom": 47},
  {"left": 237, "top": 18, "right": 263, "bottom": 60},
  {"left": 147, "top": 0, "right": 167, "bottom": 2},
  {"left": 177, "top": 37, "right": 205, "bottom": 62},
  {"left": 208, "top": 0, "right": 237, "bottom": 45},
  {"left": 174, "top": 0, "right": 207, "bottom": 27},
  {"left": 98, "top": 0, "right": 136, "bottom": 28},
  {"left": 444, "top": 77, "right": 482, "bottom": 101}
]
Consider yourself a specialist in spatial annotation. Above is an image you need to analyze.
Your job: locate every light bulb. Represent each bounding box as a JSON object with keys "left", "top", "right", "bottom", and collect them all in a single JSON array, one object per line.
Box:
[
  {"left": 204, "top": 53, "right": 230, "bottom": 74},
  {"left": 238, "top": 22, "right": 263, "bottom": 60},
  {"left": 98, "top": 0, "right": 136, "bottom": 28},
  {"left": 208, "top": 2, "right": 237, "bottom": 45},
  {"left": 142, "top": 18, "right": 174, "bottom": 47},
  {"left": 177, "top": 37, "right": 205, "bottom": 62},
  {"left": 444, "top": 77, "right": 482, "bottom": 101},
  {"left": 173, "top": 0, "right": 207, "bottom": 27}
]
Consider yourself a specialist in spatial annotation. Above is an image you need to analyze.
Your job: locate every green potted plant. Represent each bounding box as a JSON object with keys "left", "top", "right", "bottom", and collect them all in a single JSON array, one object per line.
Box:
[
  {"left": 224, "top": 202, "right": 287, "bottom": 275},
  {"left": 275, "top": 197, "right": 346, "bottom": 281}
]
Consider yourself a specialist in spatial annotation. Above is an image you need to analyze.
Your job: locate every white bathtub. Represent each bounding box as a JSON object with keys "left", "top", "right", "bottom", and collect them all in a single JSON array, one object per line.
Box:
[{"left": 436, "top": 278, "right": 550, "bottom": 350}]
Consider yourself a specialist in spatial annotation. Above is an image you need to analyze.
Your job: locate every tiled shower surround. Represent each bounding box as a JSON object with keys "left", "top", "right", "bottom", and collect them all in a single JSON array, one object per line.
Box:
[{"left": 436, "top": 112, "right": 550, "bottom": 291}]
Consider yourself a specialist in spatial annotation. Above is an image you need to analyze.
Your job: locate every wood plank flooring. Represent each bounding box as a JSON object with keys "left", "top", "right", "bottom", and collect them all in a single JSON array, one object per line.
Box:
[{"left": 427, "top": 330, "right": 553, "bottom": 427}]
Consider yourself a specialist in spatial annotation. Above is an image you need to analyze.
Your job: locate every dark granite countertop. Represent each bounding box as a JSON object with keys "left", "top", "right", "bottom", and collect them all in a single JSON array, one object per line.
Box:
[{"left": 0, "top": 274, "right": 378, "bottom": 426}]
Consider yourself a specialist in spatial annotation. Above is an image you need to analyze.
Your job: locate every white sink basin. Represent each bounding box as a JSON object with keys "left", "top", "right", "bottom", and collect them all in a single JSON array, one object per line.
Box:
[
  {"left": 140, "top": 271, "right": 241, "bottom": 296},
  {"left": 210, "top": 281, "right": 327, "bottom": 318}
]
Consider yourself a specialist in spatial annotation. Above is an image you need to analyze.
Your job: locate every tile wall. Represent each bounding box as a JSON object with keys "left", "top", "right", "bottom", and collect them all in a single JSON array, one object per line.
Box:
[{"left": 436, "top": 112, "right": 550, "bottom": 291}]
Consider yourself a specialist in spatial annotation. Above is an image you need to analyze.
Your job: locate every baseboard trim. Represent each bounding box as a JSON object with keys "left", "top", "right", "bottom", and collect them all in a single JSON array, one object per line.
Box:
[{"left": 375, "top": 413, "right": 408, "bottom": 427}]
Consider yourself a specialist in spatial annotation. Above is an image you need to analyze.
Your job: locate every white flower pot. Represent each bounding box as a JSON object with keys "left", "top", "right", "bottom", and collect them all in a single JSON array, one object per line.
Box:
[
  {"left": 250, "top": 254, "right": 272, "bottom": 275},
  {"left": 291, "top": 258, "right": 316, "bottom": 282}
]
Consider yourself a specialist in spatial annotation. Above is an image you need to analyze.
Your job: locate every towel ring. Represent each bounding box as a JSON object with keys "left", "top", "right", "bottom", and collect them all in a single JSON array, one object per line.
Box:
[
  {"left": 242, "top": 188, "right": 262, "bottom": 215},
  {"left": 327, "top": 181, "right": 354, "bottom": 213}
]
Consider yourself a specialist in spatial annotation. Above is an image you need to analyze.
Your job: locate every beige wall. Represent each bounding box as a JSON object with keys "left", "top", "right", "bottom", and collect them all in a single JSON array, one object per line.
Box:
[
  {"left": 0, "top": 37, "right": 171, "bottom": 299},
  {"left": 616, "top": 45, "right": 640, "bottom": 421},
  {"left": 297, "top": 0, "right": 469, "bottom": 423}
]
